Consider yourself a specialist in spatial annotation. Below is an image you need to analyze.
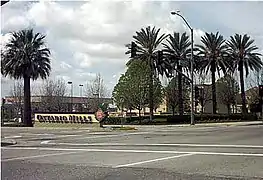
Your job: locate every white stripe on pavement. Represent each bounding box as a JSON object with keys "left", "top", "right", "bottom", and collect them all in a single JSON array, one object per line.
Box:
[
  {"left": 4, "top": 136, "right": 22, "bottom": 139},
  {"left": 40, "top": 142, "right": 263, "bottom": 149},
  {"left": 2, "top": 147, "right": 263, "bottom": 157},
  {"left": 1, "top": 151, "right": 79, "bottom": 162},
  {"left": 115, "top": 154, "right": 194, "bottom": 168},
  {"left": 20, "top": 133, "right": 54, "bottom": 136},
  {"left": 72, "top": 131, "right": 150, "bottom": 140}
]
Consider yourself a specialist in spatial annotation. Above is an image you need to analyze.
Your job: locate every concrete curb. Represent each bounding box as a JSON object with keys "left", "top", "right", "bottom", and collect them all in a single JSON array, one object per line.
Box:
[
  {"left": 1, "top": 139, "right": 17, "bottom": 146},
  {"left": 194, "top": 121, "right": 263, "bottom": 127},
  {"left": 104, "top": 121, "right": 263, "bottom": 129}
]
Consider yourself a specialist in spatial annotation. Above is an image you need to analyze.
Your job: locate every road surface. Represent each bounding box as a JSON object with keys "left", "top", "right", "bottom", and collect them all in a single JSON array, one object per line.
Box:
[{"left": 1, "top": 124, "right": 263, "bottom": 180}]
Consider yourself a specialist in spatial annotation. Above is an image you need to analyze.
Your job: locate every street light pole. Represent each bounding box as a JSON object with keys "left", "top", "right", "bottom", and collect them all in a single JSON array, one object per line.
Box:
[
  {"left": 190, "top": 28, "right": 194, "bottom": 125},
  {"left": 79, "top": 84, "right": 83, "bottom": 112},
  {"left": 68, "top": 81, "right": 73, "bottom": 112},
  {"left": 171, "top": 11, "right": 195, "bottom": 125}
]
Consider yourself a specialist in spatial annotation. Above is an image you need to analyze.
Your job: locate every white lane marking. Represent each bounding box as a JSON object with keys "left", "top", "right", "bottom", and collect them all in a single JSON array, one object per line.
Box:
[
  {"left": 59, "top": 130, "right": 90, "bottom": 133},
  {"left": 39, "top": 132, "right": 150, "bottom": 144},
  {"left": 88, "top": 132, "right": 111, "bottom": 135},
  {"left": 38, "top": 134, "right": 83, "bottom": 139},
  {"left": 40, "top": 142, "right": 263, "bottom": 149},
  {"left": 1, "top": 151, "right": 79, "bottom": 162},
  {"left": 115, "top": 153, "right": 194, "bottom": 168},
  {"left": 40, "top": 141, "right": 50, "bottom": 144},
  {"left": 18, "top": 133, "right": 82, "bottom": 138},
  {"left": 20, "top": 133, "right": 54, "bottom": 136},
  {"left": 55, "top": 135, "right": 82, "bottom": 138},
  {"left": 72, "top": 131, "right": 150, "bottom": 140},
  {"left": 4, "top": 136, "right": 22, "bottom": 139},
  {"left": 2, "top": 147, "right": 263, "bottom": 157}
]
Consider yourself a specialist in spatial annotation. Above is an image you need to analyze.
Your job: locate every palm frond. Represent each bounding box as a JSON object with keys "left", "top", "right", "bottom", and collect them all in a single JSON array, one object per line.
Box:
[
  {"left": 227, "top": 33, "right": 262, "bottom": 75},
  {"left": 1, "top": 28, "right": 51, "bottom": 80}
]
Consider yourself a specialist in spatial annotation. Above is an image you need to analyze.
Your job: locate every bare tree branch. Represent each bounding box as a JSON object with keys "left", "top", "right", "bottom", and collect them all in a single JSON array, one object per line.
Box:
[
  {"left": 86, "top": 73, "right": 108, "bottom": 98},
  {"left": 246, "top": 69, "right": 263, "bottom": 106},
  {"left": 40, "top": 78, "right": 67, "bottom": 112},
  {"left": 196, "top": 73, "right": 212, "bottom": 113},
  {"left": 85, "top": 74, "right": 109, "bottom": 111},
  {"left": 9, "top": 80, "right": 23, "bottom": 118}
]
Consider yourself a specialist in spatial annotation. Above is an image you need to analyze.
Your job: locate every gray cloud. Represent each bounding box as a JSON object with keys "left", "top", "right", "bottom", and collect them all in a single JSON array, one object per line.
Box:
[{"left": 1, "top": 1, "right": 263, "bottom": 98}]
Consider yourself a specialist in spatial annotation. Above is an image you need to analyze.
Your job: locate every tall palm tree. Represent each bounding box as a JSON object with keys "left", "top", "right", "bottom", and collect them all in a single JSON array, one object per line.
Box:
[
  {"left": 128, "top": 26, "right": 167, "bottom": 121},
  {"left": 195, "top": 32, "right": 229, "bottom": 114},
  {"left": 162, "top": 32, "right": 191, "bottom": 116},
  {"left": 226, "top": 34, "right": 262, "bottom": 114},
  {"left": 1, "top": 29, "right": 51, "bottom": 127}
]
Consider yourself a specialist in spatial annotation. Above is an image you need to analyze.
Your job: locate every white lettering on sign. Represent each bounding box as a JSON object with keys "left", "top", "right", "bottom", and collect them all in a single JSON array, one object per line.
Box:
[{"left": 34, "top": 113, "right": 99, "bottom": 123}]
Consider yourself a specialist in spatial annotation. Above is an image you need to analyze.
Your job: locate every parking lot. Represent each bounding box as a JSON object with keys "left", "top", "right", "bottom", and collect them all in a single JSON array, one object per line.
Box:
[{"left": 1, "top": 124, "right": 263, "bottom": 180}]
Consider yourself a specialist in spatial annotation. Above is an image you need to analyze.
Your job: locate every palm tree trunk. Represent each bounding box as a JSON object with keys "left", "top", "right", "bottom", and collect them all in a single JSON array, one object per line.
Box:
[
  {"left": 178, "top": 65, "right": 183, "bottom": 116},
  {"left": 200, "top": 98, "right": 204, "bottom": 114},
  {"left": 172, "top": 107, "right": 175, "bottom": 116},
  {"left": 129, "top": 108, "right": 132, "bottom": 121},
  {"left": 23, "top": 75, "right": 33, "bottom": 127},
  {"left": 211, "top": 61, "right": 217, "bottom": 114},
  {"left": 239, "top": 65, "right": 247, "bottom": 114},
  {"left": 139, "top": 108, "right": 141, "bottom": 124},
  {"left": 227, "top": 104, "right": 231, "bottom": 115},
  {"left": 149, "top": 59, "right": 154, "bottom": 121}
]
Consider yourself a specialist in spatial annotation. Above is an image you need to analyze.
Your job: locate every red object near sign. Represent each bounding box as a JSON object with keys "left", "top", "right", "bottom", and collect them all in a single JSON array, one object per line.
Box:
[{"left": 96, "top": 109, "right": 105, "bottom": 121}]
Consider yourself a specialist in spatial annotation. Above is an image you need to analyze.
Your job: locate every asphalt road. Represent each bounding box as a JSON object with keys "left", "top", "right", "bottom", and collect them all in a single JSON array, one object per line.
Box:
[{"left": 1, "top": 124, "right": 263, "bottom": 180}]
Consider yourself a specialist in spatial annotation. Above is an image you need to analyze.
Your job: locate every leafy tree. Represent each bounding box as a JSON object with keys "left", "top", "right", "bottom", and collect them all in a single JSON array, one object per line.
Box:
[
  {"left": 127, "top": 26, "right": 168, "bottom": 120},
  {"left": 162, "top": 32, "right": 191, "bottom": 116},
  {"left": 112, "top": 74, "right": 134, "bottom": 113},
  {"left": 165, "top": 76, "right": 190, "bottom": 116},
  {"left": 195, "top": 32, "right": 229, "bottom": 114},
  {"left": 226, "top": 34, "right": 263, "bottom": 114},
  {"left": 126, "top": 60, "right": 149, "bottom": 117},
  {"left": 112, "top": 60, "right": 163, "bottom": 119},
  {"left": 216, "top": 74, "right": 240, "bottom": 115},
  {"left": 112, "top": 74, "right": 126, "bottom": 111},
  {"left": 152, "top": 78, "right": 164, "bottom": 112},
  {"left": 1, "top": 29, "right": 51, "bottom": 126}
]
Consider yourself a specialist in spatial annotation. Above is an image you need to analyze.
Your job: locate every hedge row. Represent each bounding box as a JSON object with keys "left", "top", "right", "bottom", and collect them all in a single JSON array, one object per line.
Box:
[
  {"left": 103, "top": 113, "right": 258, "bottom": 125},
  {"left": 167, "top": 114, "right": 258, "bottom": 124},
  {"left": 103, "top": 115, "right": 167, "bottom": 125}
]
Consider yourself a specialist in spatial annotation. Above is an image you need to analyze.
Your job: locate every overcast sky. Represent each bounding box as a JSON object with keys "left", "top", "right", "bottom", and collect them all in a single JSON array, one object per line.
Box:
[{"left": 1, "top": 0, "right": 263, "bottom": 98}]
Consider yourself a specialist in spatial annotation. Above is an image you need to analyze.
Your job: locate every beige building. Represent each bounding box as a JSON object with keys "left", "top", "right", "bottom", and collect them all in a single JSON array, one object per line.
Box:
[
  {"left": 194, "top": 84, "right": 256, "bottom": 114},
  {"left": 113, "top": 98, "right": 168, "bottom": 117}
]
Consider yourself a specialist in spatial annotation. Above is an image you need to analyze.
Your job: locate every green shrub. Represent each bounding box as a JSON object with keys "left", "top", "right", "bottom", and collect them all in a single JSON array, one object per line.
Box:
[
  {"left": 104, "top": 113, "right": 258, "bottom": 125},
  {"left": 167, "top": 113, "right": 258, "bottom": 124}
]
